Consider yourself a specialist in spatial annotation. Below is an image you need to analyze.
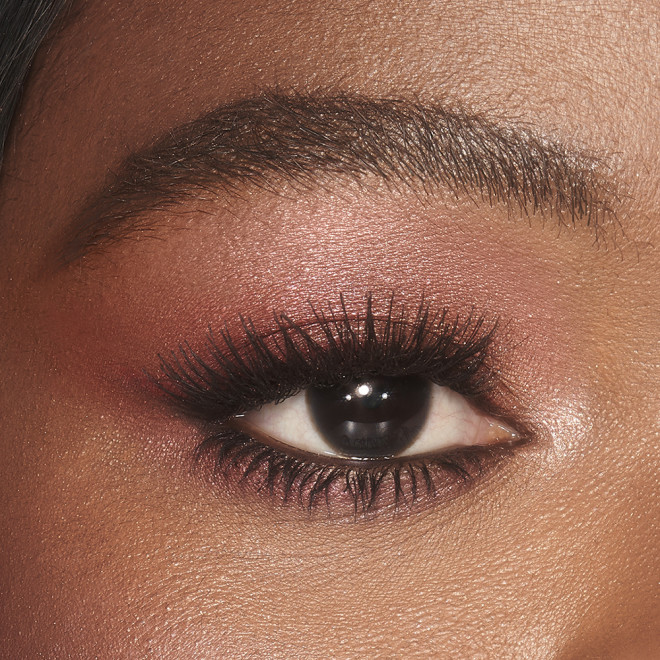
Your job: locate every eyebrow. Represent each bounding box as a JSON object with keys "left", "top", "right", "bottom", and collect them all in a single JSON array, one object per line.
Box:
[{"left": 60, "top": 91, "right": 620, "bottom": 263}]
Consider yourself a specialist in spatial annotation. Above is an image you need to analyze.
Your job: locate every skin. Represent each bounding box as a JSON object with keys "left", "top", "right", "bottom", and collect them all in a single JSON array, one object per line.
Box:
[{"left": 0, "top": 0, "right": 658, "bottom": 657}]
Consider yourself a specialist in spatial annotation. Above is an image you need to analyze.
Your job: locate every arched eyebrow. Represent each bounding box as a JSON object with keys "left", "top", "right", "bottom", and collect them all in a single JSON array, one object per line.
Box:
[{"left": 59, "top": 91, "right": 622, "bottom": 264}]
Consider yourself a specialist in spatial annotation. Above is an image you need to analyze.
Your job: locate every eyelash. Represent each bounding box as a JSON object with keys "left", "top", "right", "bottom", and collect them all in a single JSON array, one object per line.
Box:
[{"left": 152, "top": 295, "right": 525, "bottom": 516}]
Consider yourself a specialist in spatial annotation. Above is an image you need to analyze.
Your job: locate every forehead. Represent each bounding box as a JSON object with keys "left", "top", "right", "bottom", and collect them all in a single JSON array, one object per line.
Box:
[{"left": 37, "top": 0, "right": 652, "bottom": 131}]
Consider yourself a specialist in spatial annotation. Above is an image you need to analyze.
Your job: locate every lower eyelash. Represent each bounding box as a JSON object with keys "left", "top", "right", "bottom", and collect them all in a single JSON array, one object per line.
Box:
[{"left": 195, "top": 428, "right": 518, "bottom": 517}]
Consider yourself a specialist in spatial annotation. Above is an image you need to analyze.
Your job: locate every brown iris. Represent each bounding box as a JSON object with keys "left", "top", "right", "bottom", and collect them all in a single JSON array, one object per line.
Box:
[{"left": 305, "top": 376, "right": 432, "bottom": 459}]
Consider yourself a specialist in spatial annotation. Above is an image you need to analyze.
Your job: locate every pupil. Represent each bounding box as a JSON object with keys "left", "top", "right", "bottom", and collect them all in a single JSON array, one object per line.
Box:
[{"left": 306, "top": 375, "right": 431, "bottom": 458}]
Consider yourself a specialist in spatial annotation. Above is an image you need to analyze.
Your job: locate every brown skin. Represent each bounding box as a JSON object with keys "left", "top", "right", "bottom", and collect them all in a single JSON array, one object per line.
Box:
[{"left": 1, "top": 1, "right": 658, "bottom": 657}]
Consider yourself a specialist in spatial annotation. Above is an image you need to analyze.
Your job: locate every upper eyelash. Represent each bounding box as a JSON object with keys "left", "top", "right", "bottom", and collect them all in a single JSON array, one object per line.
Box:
[{"left": 152, "top": 293, "right": 500, "bottom": 422}]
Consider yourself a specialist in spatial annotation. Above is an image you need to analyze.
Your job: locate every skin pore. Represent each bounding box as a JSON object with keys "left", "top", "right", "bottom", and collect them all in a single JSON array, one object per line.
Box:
[{"left": 0, "top": 0, "right": 658, "bottom": 657}]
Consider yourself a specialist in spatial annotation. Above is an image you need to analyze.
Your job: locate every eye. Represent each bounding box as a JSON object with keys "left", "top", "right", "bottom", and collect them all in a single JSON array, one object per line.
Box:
[
  {"left": 153, "top": 298, "right": 530, "bottom": 514},
  {"left": 233, "top": 375, "right": 518, "bottom": 462}
]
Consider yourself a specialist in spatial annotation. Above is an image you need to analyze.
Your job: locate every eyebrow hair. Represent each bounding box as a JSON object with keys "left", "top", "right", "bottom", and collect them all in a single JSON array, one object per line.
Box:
[{"left": 60, "top": 91, "right": 620, "bottom": 263}]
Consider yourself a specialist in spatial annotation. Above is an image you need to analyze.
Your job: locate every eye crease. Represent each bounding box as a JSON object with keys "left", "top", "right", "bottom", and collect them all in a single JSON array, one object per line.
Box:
[{"left": 153, "top": 295, "right": 528, "bottom": 514}]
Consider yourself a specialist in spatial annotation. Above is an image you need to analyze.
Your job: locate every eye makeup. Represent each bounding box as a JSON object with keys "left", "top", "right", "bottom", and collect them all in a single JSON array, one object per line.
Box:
[
  {"left": 46, "top": 180, "right": 579, "bottom": 522},
  {"left": 151, "top": 294, "right": 530, "bottom": 516}
]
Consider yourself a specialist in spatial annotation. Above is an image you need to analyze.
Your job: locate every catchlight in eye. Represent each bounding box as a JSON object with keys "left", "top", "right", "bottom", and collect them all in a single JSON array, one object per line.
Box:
[{"left": 233, "top": 375, "right": 518, "bottom": 462}]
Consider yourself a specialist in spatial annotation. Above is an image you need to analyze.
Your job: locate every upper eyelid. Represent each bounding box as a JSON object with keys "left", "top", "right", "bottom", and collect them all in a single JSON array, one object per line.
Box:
[{"left": 151, "top": 295, "right": 502, "bottom": 422}]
